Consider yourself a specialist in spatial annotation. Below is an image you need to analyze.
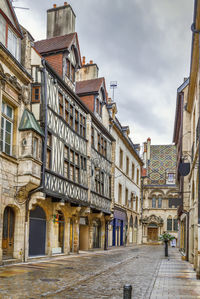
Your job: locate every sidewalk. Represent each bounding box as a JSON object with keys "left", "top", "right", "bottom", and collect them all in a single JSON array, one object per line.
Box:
[{"left": 149, "top": 247, "right": 200, "bottom": 299}]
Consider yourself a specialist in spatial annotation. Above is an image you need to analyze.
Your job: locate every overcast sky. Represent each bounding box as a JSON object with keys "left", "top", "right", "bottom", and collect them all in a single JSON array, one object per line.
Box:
[{"left": 14, "top": 0, "right": 194, "bottom": 146}]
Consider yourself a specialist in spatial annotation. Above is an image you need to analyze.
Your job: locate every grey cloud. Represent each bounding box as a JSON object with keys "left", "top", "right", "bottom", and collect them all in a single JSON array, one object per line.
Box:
[{"left": 16, "top": 0, "right": 194, "bottom": 144}]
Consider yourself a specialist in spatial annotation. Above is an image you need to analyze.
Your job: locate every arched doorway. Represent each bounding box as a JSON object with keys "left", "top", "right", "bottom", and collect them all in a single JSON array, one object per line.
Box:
[
  {"left": 147, "top": 223, "right": 158, "bottom": 242},
  {"left": 2, "top": 206, "right": 15, "bottom": 259},
  {"left": 29, "top": 206, "right": 46, "bottom": 256}
]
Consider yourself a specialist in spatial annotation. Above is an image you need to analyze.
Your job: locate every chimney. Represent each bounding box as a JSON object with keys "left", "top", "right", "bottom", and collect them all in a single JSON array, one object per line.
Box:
[
  {"left": 47, "top": 3, "right": 76, "bottom": 38},
  {"left": 147, "top": 137, "right": 151, "bottom": 161},
  {"left": 76, "top": 60, "right": 99, "bottom": 81}
]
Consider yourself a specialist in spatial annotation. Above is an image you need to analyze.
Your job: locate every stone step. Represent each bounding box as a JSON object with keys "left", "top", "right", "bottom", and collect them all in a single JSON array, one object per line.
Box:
[{"left": 2, "top": 258, "right": 21, "bottom": 266}]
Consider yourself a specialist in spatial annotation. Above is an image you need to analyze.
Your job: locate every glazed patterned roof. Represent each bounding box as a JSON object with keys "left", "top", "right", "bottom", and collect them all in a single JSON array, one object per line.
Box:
[{"left": 148, "top": 145, "right": 176, "bottom": 185}]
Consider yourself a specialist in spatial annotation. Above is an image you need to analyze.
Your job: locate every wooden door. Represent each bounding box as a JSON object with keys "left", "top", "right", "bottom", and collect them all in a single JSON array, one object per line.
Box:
[
  {"left": 148, "top": 227, "right": 158, "bottom": 241},
  {"left": 2, "top": 207, "right": 15, "bottom": 259}
]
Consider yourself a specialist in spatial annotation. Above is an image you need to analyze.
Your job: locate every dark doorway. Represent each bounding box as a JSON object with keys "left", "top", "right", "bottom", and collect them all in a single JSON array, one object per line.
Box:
[
  {"left": 93, "top": 219, "right": 101, "bottom": 248},
  {"left": 29, "top": 206, "right": 46, "bottom": 256},
  {"left": 2, "top": 206, "right": 15, "bottom": 259},
  {"left": 58, "top": 211, "right": 64, "bottom": 253}
]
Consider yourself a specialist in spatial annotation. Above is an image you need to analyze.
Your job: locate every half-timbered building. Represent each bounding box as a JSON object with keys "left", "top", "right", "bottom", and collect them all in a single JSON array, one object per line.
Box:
[{"left": 20, "top": 2, "right": 114, "bottom": 256}]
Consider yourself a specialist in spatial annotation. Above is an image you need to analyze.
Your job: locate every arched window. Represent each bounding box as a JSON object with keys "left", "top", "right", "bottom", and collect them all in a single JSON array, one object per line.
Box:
[
  {"left": 173, "top": 217, "right": 178, "bottom": 231},
  {"left": 167, "top": 216, "right": 172, "bottom": 231},
  {"left": 152, "top": 197, "right": 156, "bottom": 208},
  {"left": 134, "top": 217, "right": 138, "bottom": 228},
  {"left": 158, "top": 197, "right": 162, "bottom": 208}
]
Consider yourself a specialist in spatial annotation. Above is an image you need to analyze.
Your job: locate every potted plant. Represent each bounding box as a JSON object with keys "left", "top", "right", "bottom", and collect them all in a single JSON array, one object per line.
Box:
[{"left": 159, "top": 232, "right": 175, "bottom": 257}]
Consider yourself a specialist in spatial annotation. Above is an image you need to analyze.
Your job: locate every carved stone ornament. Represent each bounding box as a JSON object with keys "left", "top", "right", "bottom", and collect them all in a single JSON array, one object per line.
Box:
[
  {"left": 142, "top": 214, "right": 164, "bottom": 226},
  {"left": 21, "top": 85, "right": 31, "bottom": 105}
]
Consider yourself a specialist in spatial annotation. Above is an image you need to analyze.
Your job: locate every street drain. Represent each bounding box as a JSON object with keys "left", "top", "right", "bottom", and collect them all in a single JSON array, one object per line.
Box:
[
  {"left": 40, "top": 278, "right": 60, "bottom": 282},
  {"left": 65, "top": 267, "right": 74, "bottom": 269}
]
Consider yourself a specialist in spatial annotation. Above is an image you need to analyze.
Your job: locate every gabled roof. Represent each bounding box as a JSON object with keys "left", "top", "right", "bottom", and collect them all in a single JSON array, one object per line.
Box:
[
  {"left": 76, "top": 77, "right": 104, "bottom": 94},
  {"left": 19, "top": 109, "right": 44, "bottom": 136},
  {"left": 34, "top": 33, "right": 76, "bottom": 54}
]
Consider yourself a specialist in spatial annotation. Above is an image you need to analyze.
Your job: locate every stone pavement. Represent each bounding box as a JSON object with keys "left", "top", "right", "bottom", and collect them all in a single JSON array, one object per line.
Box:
[
  {"left": 0, "top": 245, "right": 200, "bottom": 298},
  {"left": 149, "top": 247, "right": 200, "bottom": 299}
]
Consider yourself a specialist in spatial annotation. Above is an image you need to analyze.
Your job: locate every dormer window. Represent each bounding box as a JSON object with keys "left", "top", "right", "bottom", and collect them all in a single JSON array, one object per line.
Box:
[
  {"left": 166, "top": 173, "right": 175, "bottom": 184},
  {"left": 65, "top": 58, "right": 75, "bottom": 82}
]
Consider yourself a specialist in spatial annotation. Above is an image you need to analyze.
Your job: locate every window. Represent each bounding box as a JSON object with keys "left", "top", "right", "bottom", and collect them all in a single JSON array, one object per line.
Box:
[
  {"left": 32, "top": 86, "right": 41, "bottom": 102},
  {"left": 137, "top": 169, "right": 139, "bottom": 185},
  {"left": 0, "top": 15, "right": 20, "bottom": 61},
  {"left": 59, "top": 93, "right": 63, "bottom": 116},
  {"left": 126, "top": 156, "right": 129, "bottom": 176},
  {"left": 109, "top": 176, "right": 112, "bottom": 198},
  {"left": 167, "top": 217, "right": 172, "bottom": 231},
  {"left": 158, "top": 197, "right": 162, "bottom": 208},
  {"left": 0, "top": 14, "right": 6, "bottom": 46},
  {"left": 118, "top": 184, "right": 122, "bottom": 204},
  {"left": 58, "top": 92, "right": 86, "bottom": 138},
  {"left": 173, "top": 218, "right": 178, "bottom": 231},
  {"left": 152, "top": 197, "right": 156, "bottom": 208},
  {"left": 167, "top": 173, "right": 175, "bottom": 184},
  {"left": 7, "top": 28, "right": 19, "bottom": 59},
  {"left": 64, "top": 146, "right": 85, "bottom": 184},
  {"left": 46, "top": 132, "right": 52, "bottom": 169},
  {"left": 135, "top": 196, "right": 138, "bottom": 211},
  {"left": 125, "top": 188, "right": 128, "bottom": 206},
  {"left": 91, "top": 127, "right": 94, "bottom": 146},
  {"left": 33, "top": 137, "right": 38, "bottom": 159},
  {"left": 132, "top": 163, "right": 135, "bottom": 181},
  {"left": 65, "top": 58, "right": 76, "bottom": 83},
  {"left": 95, "top": 170, "right": 104, "bottom": 195},
  {"left": 0, "top": 102, "right": 13, "bottom": 155},
  {"left": 119, "top": 148, "right": 123, "bottom": 169}
]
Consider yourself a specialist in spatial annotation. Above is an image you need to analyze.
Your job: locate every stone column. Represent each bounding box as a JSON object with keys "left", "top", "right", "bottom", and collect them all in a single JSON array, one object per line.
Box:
[
  {"left": 88, "top": 217, "right": 94, "bottom": 249},
  {"left": 73, "top": 217, "right": 79, "bottom": 253}
]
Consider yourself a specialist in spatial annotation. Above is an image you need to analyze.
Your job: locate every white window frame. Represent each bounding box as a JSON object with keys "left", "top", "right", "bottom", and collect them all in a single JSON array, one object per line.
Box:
[
  {"left": 1, "top": 102, "right": 14, "bottom": 156},
  {"left": 0, "top": 14, "right": 6, "bottom": 46}
]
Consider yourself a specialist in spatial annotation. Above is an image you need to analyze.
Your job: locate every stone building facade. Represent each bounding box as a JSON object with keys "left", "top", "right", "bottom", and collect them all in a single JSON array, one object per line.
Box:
[
  {"left": 141, "top": 138, "right": 180, "bottom": 244},
  {"left": 173, "top": 0, "right": 200, "bottom": 278},
  {"left": 0, "top": 0, "right": 43, "bottom": 264},
  {"left": 106, "top": 105, "right": 143, "bottom": 247}
]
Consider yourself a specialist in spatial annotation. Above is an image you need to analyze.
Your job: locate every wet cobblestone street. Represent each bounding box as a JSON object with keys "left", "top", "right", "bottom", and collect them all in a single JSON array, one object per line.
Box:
[{"left": 0, "top": 245, "right": 200, "bottom": 298}]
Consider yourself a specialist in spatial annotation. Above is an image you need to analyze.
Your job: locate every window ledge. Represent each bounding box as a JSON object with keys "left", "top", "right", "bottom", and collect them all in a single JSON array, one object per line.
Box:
[{"left": 0, "top": 152, "right": 18, "bottom": 164}]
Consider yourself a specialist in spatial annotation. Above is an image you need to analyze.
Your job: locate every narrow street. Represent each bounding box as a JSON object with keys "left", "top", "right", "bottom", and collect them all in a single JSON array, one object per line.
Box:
[{"left": 0, "top": 245, "right": 200, "bottom": 299}]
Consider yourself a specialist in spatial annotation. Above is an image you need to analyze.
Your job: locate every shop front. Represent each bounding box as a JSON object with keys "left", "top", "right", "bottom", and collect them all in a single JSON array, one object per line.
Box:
[{"left": 112, "top": 208, "right": 127, "bottom": 247}]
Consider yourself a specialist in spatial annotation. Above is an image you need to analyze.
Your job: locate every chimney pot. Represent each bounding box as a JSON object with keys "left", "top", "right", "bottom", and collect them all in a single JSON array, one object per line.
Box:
[
  {"left": 89, "top": 60, "right": 93, "bottom": 64},
  {"left": 82, "top": 56, "right": 86, "bottom": 65},
  {"left": 53, "top": 4, "right": 57, "bottom": 8},
  {"left": 64, "top": 2, "right": 68, "bottom": 5}
]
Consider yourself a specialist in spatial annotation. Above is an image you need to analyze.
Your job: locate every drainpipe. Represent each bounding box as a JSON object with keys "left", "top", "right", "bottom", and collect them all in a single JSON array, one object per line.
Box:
[{"left": 41, "top": 59, "right": 48, "bottom": 186}]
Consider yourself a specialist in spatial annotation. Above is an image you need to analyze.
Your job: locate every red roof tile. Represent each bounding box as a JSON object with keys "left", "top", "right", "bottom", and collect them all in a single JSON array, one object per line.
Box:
[
  {"left": 34, "top": 33, "right": 76, "bottom": 54},
  {"left": 76, "top": 78, "right": 104, "bottom": 94}
]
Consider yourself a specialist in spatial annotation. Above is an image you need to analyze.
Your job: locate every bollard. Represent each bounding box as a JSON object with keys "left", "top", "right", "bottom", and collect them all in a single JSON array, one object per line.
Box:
[{"left": 123, "top": 284, "right": 132, "bottom": 299}]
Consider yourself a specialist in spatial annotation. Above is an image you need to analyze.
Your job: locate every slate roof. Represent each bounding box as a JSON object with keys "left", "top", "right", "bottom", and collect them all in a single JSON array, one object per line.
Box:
[
  {"left": 19, "top": 109, "right": 44, "bottom": 136},
  {"left": 76, "top": 78, "right": 104, "bottom": 94},
  {"left": 34, "top": 33, "right": 76, "bottom": 54}
]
